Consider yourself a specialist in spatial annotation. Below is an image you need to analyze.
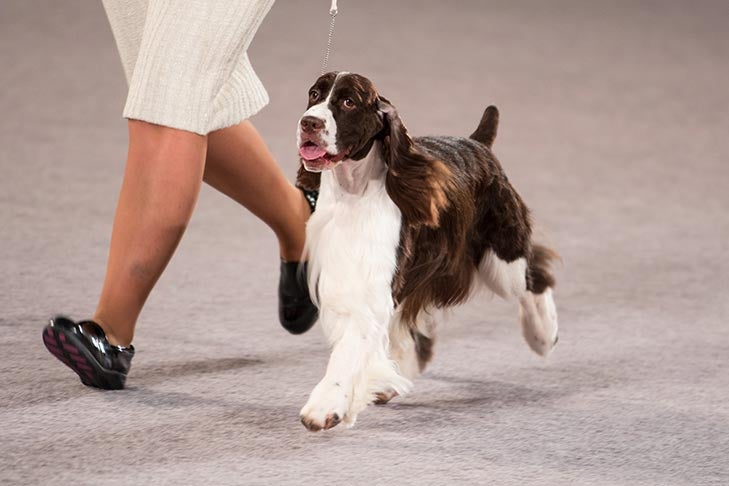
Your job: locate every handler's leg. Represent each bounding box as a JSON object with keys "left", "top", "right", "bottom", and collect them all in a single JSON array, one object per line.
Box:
[
  {"left": 204, "top": 121, "right": 318, "bottom": 335},
  {"left": 203, "top": 120, "right": 310, "bottom": 261},
  {"left": 93, "top": 121, "right": 207, "bottom": 346}
]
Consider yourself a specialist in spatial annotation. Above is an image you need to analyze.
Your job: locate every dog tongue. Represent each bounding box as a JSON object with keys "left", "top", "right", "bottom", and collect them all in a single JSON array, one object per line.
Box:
[{"left": 299, "top": 144, "right": 328, "bottom": 161}]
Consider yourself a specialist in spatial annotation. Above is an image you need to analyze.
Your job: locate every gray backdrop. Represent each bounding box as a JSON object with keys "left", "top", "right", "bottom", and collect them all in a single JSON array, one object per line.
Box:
[{"left": 1, "top": 1, "right": 728, "bottom": 485}]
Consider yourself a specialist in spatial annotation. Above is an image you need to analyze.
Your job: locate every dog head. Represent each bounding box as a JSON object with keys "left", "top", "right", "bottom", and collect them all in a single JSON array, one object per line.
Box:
[
  {"left": 296, "top": 72, "right": 452, "bottom": 227},
  {"left": 297, "top": 71, "right": 390, "bottom": 172}
]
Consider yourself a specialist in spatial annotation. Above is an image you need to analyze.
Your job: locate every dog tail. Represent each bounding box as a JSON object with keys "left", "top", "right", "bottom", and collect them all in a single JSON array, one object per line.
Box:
[
  {"left": 469, "top": 105, "right": 499, "bottom": 148},
  {"left": 527, "top": 243, "right": 560, "bottom": 294}
]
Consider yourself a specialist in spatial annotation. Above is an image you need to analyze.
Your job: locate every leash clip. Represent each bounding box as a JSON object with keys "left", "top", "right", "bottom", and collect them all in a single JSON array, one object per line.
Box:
[{"left": 321, "top": 0, "right": 339, "bottom": 74}]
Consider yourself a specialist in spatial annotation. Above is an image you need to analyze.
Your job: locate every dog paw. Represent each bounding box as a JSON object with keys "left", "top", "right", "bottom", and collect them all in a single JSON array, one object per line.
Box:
[
  {"left": 373, "top": 390, "right": 399, "bottom": 405},
  {"left": 300, "top": 412, "right": 341, "bottom": 432},
  {"left": 520, "top": 288, "right": 559, "bottom": 357},
  {"left": 299, "top": 382, "right": 351, "bottom": 432}
]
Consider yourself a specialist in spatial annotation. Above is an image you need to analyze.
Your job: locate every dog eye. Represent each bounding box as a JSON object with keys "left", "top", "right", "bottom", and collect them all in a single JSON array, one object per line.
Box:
[
  {"left": 343, "top": 98, "right": 355, "bottom": 108},
  {"left": 309, "top": 90, "right": 320, "bottom": 101}
]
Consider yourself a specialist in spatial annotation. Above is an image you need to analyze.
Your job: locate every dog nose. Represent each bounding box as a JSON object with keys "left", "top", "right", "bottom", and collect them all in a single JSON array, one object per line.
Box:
[{"left": 300, "top": 116, "right": 324, "bottom": 133}]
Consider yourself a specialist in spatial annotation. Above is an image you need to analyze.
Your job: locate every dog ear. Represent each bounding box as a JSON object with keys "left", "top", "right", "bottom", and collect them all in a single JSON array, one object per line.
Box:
[
  {"left": 377, "top": 97, "right": 451, "bottom": 228},
  {"left": 296, "top": 164, "right": 321, "bottom": 191}
]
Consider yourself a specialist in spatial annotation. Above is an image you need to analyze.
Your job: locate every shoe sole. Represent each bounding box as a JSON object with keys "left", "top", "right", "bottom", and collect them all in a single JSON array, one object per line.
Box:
[{"left": 42, "top": 325, "right": 126, "bottom": 390}]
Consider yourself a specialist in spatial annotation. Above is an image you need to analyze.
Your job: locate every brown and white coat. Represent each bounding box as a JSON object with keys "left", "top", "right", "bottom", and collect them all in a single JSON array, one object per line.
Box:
[{"left": 295, "top": 72, "right": 559, "bottom": 431}]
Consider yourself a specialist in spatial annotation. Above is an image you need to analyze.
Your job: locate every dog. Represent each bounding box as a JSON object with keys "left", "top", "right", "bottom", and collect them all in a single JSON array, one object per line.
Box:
[{"left": 295, "top": 72, "right": 559, "bottom": 431}]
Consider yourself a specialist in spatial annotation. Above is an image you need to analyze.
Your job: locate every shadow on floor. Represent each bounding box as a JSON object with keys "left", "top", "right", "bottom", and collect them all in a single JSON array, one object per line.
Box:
[{"left": 132, "top": 356, "right": 263, "bottom": 384}]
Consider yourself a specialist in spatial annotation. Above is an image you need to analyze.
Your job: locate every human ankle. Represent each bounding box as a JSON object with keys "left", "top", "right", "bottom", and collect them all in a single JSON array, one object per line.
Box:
[
  {"left": 92, "top": 315, "right": 132, "bottom": 347},
  {"left": 278, "top": 190, "right": 310, "bottom": 261},
  {"left": 279, "top": 241, "right": 305, "bottom": 262}
]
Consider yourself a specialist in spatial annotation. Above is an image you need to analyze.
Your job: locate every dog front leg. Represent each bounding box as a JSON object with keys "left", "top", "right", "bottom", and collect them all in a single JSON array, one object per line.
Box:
[{"left": 299, "top": 312, "right": 385, "bottom": 431}]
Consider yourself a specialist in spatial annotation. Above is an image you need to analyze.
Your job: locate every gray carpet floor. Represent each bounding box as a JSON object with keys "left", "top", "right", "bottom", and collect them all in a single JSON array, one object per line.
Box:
[{"left": 1, "top": 1, "right": 728, "bottom": 484}]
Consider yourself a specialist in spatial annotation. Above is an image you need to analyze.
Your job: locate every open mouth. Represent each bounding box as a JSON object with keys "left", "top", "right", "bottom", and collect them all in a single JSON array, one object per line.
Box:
[{"left": 298, "top": 141, "right": 349, "bottom": 172}]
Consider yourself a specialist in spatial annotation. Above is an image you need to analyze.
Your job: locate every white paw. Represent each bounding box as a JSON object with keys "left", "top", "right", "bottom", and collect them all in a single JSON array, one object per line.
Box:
[
  {"left": 536, "top": 288, "right": 559, "bottom": 348},
  {"left": 520, "top": 289, "right": 559, "bottom": 357},
  {"left": 373, "top": 389, "right": 399, "bottom": 405},
  {"left": 299, "top": 381, "right": 351, "bottom": 432}
]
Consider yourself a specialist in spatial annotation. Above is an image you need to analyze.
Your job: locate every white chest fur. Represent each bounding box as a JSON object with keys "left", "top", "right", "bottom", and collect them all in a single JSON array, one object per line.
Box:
[
  {"left": 299, "top": 142, "right": 409, "bottom": 430},
  {"left": 304, "top": 142, "right": 402, "bottom": 335}
]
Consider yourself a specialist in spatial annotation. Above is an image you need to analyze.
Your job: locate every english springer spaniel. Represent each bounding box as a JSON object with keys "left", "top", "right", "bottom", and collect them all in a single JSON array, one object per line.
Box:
[{"left": 295, "top": 72, "right": 559, "bottom": 431}]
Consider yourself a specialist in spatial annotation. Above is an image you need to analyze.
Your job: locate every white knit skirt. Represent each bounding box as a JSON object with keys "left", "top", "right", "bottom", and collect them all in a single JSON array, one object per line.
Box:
[{"left": 102, "top": 0, "right": 274, "bottom": 135}]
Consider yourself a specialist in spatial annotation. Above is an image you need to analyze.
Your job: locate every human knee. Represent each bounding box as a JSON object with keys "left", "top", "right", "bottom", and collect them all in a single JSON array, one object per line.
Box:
[{"left": 128, "top": 120, "right": 207, "bottom": 159}]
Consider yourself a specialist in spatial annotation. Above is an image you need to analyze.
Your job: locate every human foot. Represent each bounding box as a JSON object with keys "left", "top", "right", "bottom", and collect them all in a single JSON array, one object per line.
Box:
[
  {"left": 42, "top": 316, "right": 135, "bottom": 390},
  {"left": 278, "top": 187, "right": 319, "bottom": 334}
]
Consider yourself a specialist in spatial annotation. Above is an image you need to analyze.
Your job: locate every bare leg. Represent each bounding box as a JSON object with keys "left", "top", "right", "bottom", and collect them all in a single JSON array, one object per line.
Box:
[
  {"left": 94, "top": 120, "right": 308, "bottom": 346},
  {"left": 93, "top": 121, "right": 207, "bottom": 346},
  {"left": 204, "top": 120, "right": 310, "bottom": 261}
]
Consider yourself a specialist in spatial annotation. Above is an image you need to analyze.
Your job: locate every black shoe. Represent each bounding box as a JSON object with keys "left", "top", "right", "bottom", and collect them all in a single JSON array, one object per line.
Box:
[
  {"left": 42, "top": 316, "right": 134, "bottom": 390},
  {"left": 278, "top": 187, "right": 319, "bottom": 334},
  {"left": 279, "top": 260, "right": 318, "bottom": 334}
]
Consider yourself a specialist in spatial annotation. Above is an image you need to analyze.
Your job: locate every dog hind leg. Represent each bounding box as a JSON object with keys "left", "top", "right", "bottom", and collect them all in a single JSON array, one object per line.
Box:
[
  {"left": 518, "top": 287, "right": 558, "bottom": 356},
  {"left": 520, "top": 244, "right": 559, "bottom": 355},
  {"left": 372, "top": 312, "right": 435, "bottom": 405},
  {"left": 479, "top": 247, "right": 559, "bottom": 356}
]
